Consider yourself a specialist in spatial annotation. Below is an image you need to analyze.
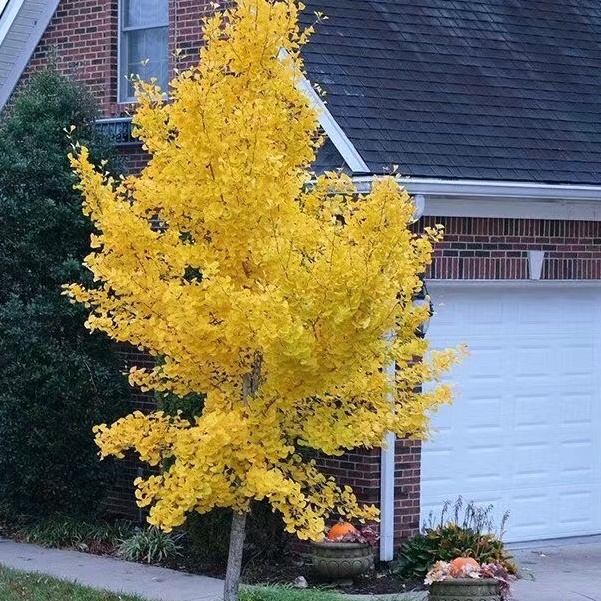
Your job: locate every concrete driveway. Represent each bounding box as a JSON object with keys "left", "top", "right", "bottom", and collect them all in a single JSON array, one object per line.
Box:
[{"left": 510, "top": 535, "right": 601, "bottom": 601}]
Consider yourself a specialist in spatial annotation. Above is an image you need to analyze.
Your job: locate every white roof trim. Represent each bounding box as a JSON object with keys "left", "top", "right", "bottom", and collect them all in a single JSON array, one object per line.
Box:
[
  {"left": 0, "top": 0, "right": 61, "bottom": 111},
  {"left": 295, "top": 74, "right": 370, "bottom": 174},
  {"left": 352, "top": 176, "right": 601, "bottom": 221},
  {"left": 352, "top": 176, "right": 601, "bottom": 201},
  {"left": 280, "top": 49, "right": 369, "bottom": 174},
  {"left": 0, "top": 0, "right": 26, "bottom": 43}
]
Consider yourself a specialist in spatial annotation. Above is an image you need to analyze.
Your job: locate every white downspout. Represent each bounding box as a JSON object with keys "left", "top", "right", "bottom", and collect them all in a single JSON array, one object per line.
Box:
[
  {"left": 379, "top": 357, "right": 396, "bottom": 562},
  {"left": 379, "top": 189, "right": 426, "bottom": 562},
  {"left": 379, "top": 431, "right": 396, "bottom": 561}
]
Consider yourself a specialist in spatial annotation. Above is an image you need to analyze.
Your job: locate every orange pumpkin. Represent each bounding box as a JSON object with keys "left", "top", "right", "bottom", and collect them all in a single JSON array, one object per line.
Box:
[
  {"left": 450, "top": 557, "right": 480, "bottom": 576},
  {"left": 326, "top": 521, "right": 358, "bottom": 540}
]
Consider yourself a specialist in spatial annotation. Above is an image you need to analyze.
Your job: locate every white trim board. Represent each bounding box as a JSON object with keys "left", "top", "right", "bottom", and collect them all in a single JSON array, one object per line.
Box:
[
  {"left": 423, "top": 197, "right": 601, "bottom": 221},
  {"left": 0, "top": 0, "right": 25, "bottom": 43},
  {"left": 279, "top": 49, "right": 369, "bottom": 174},
  {"left": 295, "top": 75, "right": 369, "bottom": 174},
  {"left": 0, "top": 0, "right": 61, "bottom": 111},
  {"left": 352, "top": 177, "right": 601, "bottom": 221},
  {"left": 427, "top": 279, "right": 601, "bottom": 289}
]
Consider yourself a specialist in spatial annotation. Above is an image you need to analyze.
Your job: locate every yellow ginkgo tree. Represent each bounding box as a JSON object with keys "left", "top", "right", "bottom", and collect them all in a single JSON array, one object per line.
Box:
[{"left": 66, "top": 0, "right": 459, "bottom": 599}]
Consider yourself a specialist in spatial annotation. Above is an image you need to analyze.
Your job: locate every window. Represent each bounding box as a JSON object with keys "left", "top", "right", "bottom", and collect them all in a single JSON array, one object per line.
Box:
[{"left": 119, "top": 0, "right": 168, "bottom": 102}]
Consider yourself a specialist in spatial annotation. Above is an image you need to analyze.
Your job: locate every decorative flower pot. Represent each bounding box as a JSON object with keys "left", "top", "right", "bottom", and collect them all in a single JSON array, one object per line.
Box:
[
  {"left": 429, "top": 578, "right": 501, "bottom": 601},
  {"left": 310, "top": 541, "right": 374, "bottom": 579}
]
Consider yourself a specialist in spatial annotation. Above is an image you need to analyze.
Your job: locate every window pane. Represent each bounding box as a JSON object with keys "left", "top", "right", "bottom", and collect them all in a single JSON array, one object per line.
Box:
[
  {"left": 123, "top": 26, "right": 169, "bottom": 99},
  {"left": 124, "top": 0, "right": 168, "bottom": 29}
]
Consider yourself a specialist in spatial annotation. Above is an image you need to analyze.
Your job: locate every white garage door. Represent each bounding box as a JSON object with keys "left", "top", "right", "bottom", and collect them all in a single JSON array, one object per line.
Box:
[{"left": 421, "top": 283, "right": 601, "bottom": 542}]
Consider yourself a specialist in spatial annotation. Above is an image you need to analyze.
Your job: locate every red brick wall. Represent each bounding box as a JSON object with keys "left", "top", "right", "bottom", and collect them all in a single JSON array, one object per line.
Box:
[
  {"left": 394, "top": 439, "right": 421, "bottom": 541},
  {"left": 22, "top": 0, "right": 217, "bottom": 117},
  {"left": 315, "top": 450, "right": 381, "bottom": 508},
  {"left": 315, "top": 441, "right": 422, "bottom": 549},
  {"left": 27, "top": 0, "right": 119, "bottom": 115},
  {"left": 424, "top": 216, "right": 601, "bottom": 280},
  {"left": 119, "top": 146, "right": 150, "bottom": 175}
]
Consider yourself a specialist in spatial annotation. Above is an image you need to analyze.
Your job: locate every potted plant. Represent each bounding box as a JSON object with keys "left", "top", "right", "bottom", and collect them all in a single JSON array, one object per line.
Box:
[
  {"left": 310, "top": 520, "right": 379, "bottom": 580},
  {"left": 425, "top": 557, "right": 515, "bottom": 601}
]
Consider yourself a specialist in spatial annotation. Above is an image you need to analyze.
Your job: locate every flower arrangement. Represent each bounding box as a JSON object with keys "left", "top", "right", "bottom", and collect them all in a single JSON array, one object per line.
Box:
[
  {"left": 323, "top": 521, "right": 380, "bottom": 546},
  {"left": 425, "top": 557, "right": 515, "bottom": 599}
]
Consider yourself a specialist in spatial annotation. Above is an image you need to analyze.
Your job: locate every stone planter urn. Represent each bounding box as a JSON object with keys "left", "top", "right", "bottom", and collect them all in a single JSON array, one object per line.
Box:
[
  {"left": 310, "top": 541, "right": 374, "bottom": 579},
  {"left": 429, "top": 578, "right": 501, "bottom": 601}
]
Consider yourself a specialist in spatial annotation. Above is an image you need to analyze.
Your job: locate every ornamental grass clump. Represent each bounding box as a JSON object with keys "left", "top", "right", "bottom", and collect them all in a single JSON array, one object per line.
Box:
[{"left": 118, "top": 527, "right": 184, "bottom": 564}]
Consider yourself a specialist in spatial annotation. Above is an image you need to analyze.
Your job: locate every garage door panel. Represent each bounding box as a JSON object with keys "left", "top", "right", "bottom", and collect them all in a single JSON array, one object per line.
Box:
[{"left": 421, "top": 284, "right": 601, "bottom": 542}]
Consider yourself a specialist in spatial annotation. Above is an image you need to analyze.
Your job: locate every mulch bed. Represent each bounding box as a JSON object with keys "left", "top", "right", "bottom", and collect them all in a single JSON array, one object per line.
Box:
[{"left": 164, "top": 547, "right": 424, "bottom": 595}]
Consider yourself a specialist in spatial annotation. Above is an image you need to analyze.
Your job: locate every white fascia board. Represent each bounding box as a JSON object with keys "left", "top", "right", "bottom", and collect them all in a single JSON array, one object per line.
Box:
[
  {"left": 0, "top": 0, "right": 26, "bottom": 43},
  {"left": 280, "top": 49, "right": 369, "bottom": 174},
  {"left": 0, "top": 0, "right": 60, "bottom": 111},
  {"left": 352, "top": 176, "right": 601, "bottom": 221},
  {"left": 428, "top": 279, "right": 601, "bottom": 288},
  {"left": 295, "top": 75, "right": 370, "bottom": 174}
]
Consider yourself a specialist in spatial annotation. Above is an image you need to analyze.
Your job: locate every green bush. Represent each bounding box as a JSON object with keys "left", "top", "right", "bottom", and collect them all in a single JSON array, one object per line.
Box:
[
  {"left": 0, "top": 69, "right": 130, "bottom": 516},
  {"left": 183, "top": 508, "right": 232, "bottom": 563},
  {"left": 397, "top": 498, "right": 516, "bottom": 579},
  {"left": 180, "top": 501, "right": 288, "bottom": 571},
  {"left": 118, "top": 527, "right": 184, "bottom": 564}
]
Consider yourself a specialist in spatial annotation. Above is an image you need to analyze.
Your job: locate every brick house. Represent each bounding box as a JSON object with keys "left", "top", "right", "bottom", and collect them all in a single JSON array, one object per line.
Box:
[{"left": 1, "top": 0, "right": 600, "bottom": 559}]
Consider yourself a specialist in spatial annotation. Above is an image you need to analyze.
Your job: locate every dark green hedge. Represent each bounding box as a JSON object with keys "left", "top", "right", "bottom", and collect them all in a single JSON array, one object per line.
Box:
[{"left": 0, "top": 70, "right": 130, "bottom": 516}]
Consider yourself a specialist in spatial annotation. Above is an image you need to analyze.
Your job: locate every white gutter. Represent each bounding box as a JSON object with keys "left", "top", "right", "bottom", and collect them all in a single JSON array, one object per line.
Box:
[{"left": 352, "top": 176, "right": 601, "bottom": 221}]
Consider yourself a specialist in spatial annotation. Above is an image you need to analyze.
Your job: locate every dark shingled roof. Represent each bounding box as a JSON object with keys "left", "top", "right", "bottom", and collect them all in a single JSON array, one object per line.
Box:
[{"left": 303, "top": 0, "right": 601, "bottom": 184}]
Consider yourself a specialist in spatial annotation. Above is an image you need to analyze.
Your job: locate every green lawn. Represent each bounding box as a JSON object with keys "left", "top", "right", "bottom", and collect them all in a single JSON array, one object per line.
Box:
[
  {"left": 240, "top": 586, "right": 342, "bottom": 601},
  {"left": 0, "top": 565, "right": 147, "bottom": 601}
]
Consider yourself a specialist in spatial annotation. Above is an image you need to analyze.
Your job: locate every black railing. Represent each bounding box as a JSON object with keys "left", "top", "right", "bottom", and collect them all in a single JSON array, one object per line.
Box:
[{"left": 95, "top": 117, "right": 140, "bottom": 147}]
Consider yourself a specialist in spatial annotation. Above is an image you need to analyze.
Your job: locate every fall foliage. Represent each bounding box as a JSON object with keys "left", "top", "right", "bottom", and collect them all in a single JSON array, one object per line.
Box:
[{"left": 67, "top": 0, "right": 458, "bottom": 571}]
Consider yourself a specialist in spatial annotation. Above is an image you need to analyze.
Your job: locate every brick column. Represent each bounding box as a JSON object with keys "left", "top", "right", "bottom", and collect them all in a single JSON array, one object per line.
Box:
[{"left": 394, "top": 438, "right": 421, "bottom": 543}]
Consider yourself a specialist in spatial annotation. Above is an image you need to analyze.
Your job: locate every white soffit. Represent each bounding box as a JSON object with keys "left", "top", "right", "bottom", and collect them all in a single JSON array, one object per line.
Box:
[
  {"left": 353, "top": 176, "right": 601, "bottom": 221},
  {"left": 0, "top": 0, "right": 61, "bottom": 111}
]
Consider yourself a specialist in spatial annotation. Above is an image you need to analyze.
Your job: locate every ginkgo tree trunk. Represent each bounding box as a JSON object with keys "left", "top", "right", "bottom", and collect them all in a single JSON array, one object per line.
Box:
[{"left": 66, "top": 1, "right": 460, "bottom": 599}]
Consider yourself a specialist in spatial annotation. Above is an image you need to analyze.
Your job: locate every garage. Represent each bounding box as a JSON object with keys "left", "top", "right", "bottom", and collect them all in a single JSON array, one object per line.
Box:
[{"left": 421, "top": 282, "right": 601, "bottom": 542}]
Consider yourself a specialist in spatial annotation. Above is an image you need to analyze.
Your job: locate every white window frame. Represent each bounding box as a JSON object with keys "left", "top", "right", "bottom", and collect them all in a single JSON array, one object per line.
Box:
[{"left": 117, "top": 0, "right": 169, "bottom": 103}]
